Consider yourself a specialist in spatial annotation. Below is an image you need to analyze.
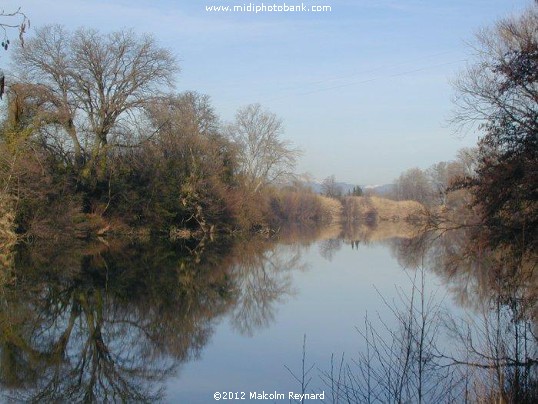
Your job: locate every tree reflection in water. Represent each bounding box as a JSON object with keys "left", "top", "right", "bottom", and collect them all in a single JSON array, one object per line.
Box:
[
  {"left": 229, "top": 242, "right": 305, "bottom": 336},
  {"left": 1, "top": 223, "right": 536, "bottom": 402},
  {"left": 0, "top": 235, "right": 305, "bottom": 402},
  {"left": 293, "top": 221, "right": 537, "bottom": 403},
  {"left": 384, "top": 225, "right": 538, "bottom": 403}
]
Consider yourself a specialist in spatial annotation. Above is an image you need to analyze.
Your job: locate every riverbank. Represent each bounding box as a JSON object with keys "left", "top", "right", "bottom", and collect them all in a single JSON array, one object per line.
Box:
[{"left": 318, "top": 194, "right": 425, "bottom": 224}]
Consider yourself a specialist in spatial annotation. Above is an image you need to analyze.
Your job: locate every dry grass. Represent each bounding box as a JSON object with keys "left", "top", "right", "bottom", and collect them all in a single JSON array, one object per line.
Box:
[
  {"left": 348, "top": 196, "right": 424, "bottom": 222},
  {"left": 312, "top": 195, "right": 425, "bottom": 242},
  {"left": 317, "top": 195, "right": 343, "bottom": 223},
  {"left": 343, "top": 221, "right": 423, "bottom": 242},
  {"left": 307, "top": 223, "right": 342, "bottom": 241},
  {"left": 270, "top": 190, "right": 335, "bottom": 225}
]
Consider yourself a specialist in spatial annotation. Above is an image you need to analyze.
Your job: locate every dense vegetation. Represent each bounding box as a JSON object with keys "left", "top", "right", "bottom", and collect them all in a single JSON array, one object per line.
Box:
[
  {"left": 389, "top": 5, "right": 537, "bottom": 262},
  {"left": 0, "top": 26, "right": 331, "bottom": 242},
  {"left": 367, "top": 8, "right": 538, "bottom": 402},
  {"left": 0, "top": 4, "right": 536, "bottom": 403}
]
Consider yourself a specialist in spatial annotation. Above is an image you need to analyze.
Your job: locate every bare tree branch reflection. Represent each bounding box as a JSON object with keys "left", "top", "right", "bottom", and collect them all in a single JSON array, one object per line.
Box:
[
  {"left": 319, "top": 239, "right": 342, "bottom": 262},
  {"left": 229, "top": 241, "right": 305, "bottom": 336},
  {"left": 383, "top": 220, "right": 538, "bottom": 403},
  {"left": 0, "top": 240, "right": 238, "bottom": 402},
  {"left": 0, "top": 233, "right": 311, "bottom": 401}
]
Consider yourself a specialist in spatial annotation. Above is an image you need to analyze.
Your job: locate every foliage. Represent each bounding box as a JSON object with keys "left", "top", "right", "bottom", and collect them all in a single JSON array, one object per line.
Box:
[
  {"left": 105, "top": 91, "right": 237, "bottom": 232},
  {"left": 0, "top": 26, "right": 327, "bottom": 240},
  {"left": 348, "top": 185, "right": 363, "bottom": 197},
  {"left": 452, "top": 4, "right": 538, "bottom": 255}
]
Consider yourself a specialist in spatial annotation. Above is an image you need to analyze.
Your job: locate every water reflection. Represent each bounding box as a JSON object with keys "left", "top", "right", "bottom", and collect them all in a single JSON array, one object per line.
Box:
[
  {"left": 230, "top": 243, "right": 304, "bottom": 336},
  {"left": 384, "top": 225, "right": 538, "bottom": 403},
  {"left": 1, "top": 220, "right": 536, "bottom": 402},
  {"left": 388, "top": 226, "right": 537, "bottom": 319},
  {"left": 0, "top": 235, "right": 307, "bottom": 402},
  {"left": 1, "top": 241, "right": 231, "bottom": 401}
]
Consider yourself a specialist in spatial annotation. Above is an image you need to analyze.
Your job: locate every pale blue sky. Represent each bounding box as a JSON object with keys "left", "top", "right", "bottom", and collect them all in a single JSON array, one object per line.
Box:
[{"left": 2, "top": 0, "right": 532, "bottom": 184}]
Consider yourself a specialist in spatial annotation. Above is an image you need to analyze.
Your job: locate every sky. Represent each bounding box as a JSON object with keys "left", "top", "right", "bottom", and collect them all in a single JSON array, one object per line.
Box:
[{"left": 0, "top": 0, "right": 533, "bottom": 184}]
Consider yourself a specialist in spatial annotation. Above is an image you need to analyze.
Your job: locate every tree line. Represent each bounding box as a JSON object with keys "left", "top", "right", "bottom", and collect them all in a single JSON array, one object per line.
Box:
[
  {"left": 0, "top": 25, "right": 330, "bottom": 241},
  {"left": 363, "top": 8, "right": 537, "bottom": 402},
  {"left": 390, "top": 3, "right": 536, "bottom": 261}
]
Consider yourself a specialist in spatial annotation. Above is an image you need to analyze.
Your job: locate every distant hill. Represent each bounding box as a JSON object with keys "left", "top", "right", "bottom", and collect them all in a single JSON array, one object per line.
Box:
[
  {"left": 362, "top": 184, "right": 395, "bottom": 196},
  {"left": 302, "top": 180, "right": 355, "bottom": 194},
  {"left": 302, "top": 180, "right": 395, "bottom": 196}
]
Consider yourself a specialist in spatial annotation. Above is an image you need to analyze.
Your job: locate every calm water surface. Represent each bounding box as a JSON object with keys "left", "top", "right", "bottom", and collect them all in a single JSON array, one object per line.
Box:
[
  {"left": 169, "top": 239, "right": 437, "bottom": 403},
  {"left": 1, "top": 225, "right": 534, "bottom": 403}
]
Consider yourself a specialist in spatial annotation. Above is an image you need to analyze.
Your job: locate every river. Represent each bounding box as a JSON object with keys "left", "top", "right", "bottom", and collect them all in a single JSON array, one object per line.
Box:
[{"left": 0, "top": 223, "right": 535, "bottom": 403}]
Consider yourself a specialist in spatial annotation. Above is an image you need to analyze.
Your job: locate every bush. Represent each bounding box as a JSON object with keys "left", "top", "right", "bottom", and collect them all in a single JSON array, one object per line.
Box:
[{"left": 269, "top": 189, "right": 331, "bottom": 225}]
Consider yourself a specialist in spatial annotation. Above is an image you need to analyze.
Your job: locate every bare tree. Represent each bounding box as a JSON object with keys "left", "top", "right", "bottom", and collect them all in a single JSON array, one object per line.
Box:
[
  {"left": 226, "top": 103, "right": 300, "bottom": 193},
  {"left": 321, "top": 174, "right": 343, "bottom": 198},
  {"left": 320, "top": 268, "right": 461, "bottom": 404},
  {"left": 0, "top": 6, "right": 29, "bottom": 49},
  {"left": 392, "top": 167, "right": 433, "bottom": 206},
  {"left": 0, "top": 6, "right": 29, "bottom": 99},
  {"left": 450, "top": 4, "right": 538, "bottom": 137},
  {"left": 426, "top": 161, "right": 467, "bottom": 205},
  {"left": 454, "top": 147, "right": 479, "bottom": 178},
  {"left": 10, "top": 25, "right": 178, "bottom": 182}
]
